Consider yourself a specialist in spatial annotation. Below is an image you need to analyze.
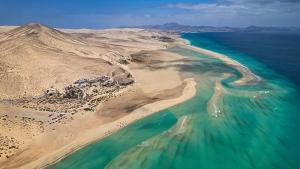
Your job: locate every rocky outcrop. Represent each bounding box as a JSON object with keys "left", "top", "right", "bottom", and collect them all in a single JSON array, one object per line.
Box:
[
  {"left": 102, "top": 79, "right": 115, "bottom": 87},
  {"left": 151, "top": 35, "right": 175, "bottom": 42},
  {"left": 73, "top": 76, "right": 116, "bottom": 88},
  {"left": 116, "top": 78, "right": 134, "bottom": 86},
  {"left": 102, "top": 51, "right": 131, "bottom": 65},
  {"left": 111, "top": 68, "right": 135, "bottom": 86},
  {"left": 114, "top": 74, "right": 134, "bottom": 86},
  {"left": 44, "top": 87, "right": 61, "bottom": 98},
  {"left": 64, "top": 85, "right": 84, "bottom": 99}
]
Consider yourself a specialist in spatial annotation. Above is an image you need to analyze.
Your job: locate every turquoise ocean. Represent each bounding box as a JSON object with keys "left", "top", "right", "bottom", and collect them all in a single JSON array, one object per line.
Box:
[{"left": 49, "top": 32, "right": 300, "bottom": 169}]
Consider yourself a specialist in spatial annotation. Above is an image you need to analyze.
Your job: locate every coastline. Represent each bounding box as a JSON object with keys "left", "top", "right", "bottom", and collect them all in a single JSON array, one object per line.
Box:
[
  {"left": 179, "top": 37, "right": 261, "bottom": 85},
  {"left": 21, "top": 78, "right": 197, "bottom": 169}
]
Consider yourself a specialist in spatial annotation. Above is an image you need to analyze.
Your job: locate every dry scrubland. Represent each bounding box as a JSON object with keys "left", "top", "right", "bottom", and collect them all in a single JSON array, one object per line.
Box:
[{"left": 0, "top": 24, "right": 196, "bottom": 168}]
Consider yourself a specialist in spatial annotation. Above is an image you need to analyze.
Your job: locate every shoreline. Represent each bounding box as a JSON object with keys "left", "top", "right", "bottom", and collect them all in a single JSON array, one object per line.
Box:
[
  {"left": 21, "top": 78, "right": 197, "bottom": 169},
  {"left": 180, "top": 38, "right": 261, "bottom": 85}
]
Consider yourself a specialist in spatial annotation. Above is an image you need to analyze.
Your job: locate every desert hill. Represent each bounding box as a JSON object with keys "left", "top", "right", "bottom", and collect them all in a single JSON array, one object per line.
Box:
[
  {"left": 0, "top": 23, "right": 134, "bottom": 99},
  {"left": 0, "top": 23, "right": 84, "bottom": 43}
]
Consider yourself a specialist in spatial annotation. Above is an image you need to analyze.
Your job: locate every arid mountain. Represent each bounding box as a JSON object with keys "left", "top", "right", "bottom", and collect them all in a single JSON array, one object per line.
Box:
[
  {"left": 0, "top": 23, "right": 132, "bottom": 99},
  {"left": 0, "top": 23, "right": 84, "bottom": 43}
]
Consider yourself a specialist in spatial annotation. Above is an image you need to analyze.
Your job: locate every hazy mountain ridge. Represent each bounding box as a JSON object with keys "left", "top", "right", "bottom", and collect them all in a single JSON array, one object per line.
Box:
[{"left": 138, "top": 22, "right": 300, "bottom": 33}]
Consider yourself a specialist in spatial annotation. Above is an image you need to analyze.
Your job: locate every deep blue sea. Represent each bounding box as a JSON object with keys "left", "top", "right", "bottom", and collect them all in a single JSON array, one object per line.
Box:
[{"left": 183, "top": 32, "right": 300, "bottom": 86}]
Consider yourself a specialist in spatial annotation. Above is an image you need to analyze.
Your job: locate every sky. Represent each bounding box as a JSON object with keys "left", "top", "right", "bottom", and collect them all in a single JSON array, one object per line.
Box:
[{"left": 0, "top": 0, "right": 300, "bottom": 28}]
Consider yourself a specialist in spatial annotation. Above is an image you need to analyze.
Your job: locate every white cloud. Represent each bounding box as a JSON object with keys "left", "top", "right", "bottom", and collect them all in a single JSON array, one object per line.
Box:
[
  {"left": 163, "top": 0, "right": 300, "bottom": 26},
  {"left": 166, "top": 1, "right": 300, "bottom": 14}
]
